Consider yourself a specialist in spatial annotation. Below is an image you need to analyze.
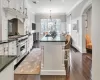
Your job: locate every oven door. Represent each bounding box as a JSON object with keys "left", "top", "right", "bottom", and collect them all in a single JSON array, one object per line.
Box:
[{"left": 18, "top": 40, "right": 27, "bottom": 56}]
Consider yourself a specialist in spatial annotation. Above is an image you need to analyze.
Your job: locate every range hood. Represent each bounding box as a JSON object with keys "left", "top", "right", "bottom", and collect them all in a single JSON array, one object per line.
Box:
[{"left": 3, "top": 7, "right": 28, "bottom": 19}]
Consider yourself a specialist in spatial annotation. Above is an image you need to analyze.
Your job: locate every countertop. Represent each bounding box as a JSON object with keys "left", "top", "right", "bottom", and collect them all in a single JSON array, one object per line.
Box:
[
  {"left": 40, "top": 35, "right": 66, "bottom": 42},
  {"left": 15, "top": 48, "right": 41, "bottom": 75},
  {"left": 0, "top": 55, "right": 17, "bottom": 72},
  {"left": 0, "top": 39, "right": 16, "bottom": 44}
]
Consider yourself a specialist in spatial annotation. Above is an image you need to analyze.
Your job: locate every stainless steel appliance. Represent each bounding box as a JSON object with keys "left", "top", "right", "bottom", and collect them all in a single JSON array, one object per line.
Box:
[{"left": 16, "top": 35, "right": 28, "bottom": 62}]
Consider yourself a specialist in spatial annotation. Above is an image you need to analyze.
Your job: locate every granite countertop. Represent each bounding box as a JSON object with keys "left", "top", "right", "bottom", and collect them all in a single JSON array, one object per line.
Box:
[
  {"left": 0, "top": 39, "right": 16, "bottom": 44},
  {"left": 8, "top": 35, "right": 28, "bottom": 40},
  {"left": 15, "top": 48, "right": 41, "bottom": 75},
  {"left": 40, "top": 35, "right": 66, "bottom": 42},
  {"left": 0, "top": 55, "right": 17, "bottom": 72}
]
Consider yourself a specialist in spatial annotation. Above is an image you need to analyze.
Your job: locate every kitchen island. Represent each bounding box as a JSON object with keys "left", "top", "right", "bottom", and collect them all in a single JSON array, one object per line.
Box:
[{"left": 40, "top": 35, "right": 66, "bottom": 75}]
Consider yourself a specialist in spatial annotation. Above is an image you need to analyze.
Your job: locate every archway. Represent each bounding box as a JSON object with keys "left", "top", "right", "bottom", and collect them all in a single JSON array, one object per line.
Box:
[{"left": 81, "top": 0, "right": 92, "bottom": 53}]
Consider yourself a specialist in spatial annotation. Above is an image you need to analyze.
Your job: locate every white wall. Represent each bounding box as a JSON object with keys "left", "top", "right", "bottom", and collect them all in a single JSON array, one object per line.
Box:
[
  {"left": 87, "top": 8, "right": 92, "bottom": 38},
  {"left": 66, "top": 0, "right": 89, "bottom": 53},
  {"left": 18, "top": 20, "right": 24, "bottom": 35},
  {"left": 92, "top": 0, "right": 100, "bottom": 80}
]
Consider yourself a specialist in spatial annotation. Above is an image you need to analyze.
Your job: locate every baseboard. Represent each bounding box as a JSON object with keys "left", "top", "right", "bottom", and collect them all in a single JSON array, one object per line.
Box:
[
  {"left": 40, "top": 70, "right": 66, "bottom": 75},
  {"left": 80, "top": 48, "right": 86, "bottom": 53},
  {"left": 72, "top": 43, "right": 86, "bottom": 53},
  {"left": 72, "top": 43, "right": 80, "bottom": 52}
]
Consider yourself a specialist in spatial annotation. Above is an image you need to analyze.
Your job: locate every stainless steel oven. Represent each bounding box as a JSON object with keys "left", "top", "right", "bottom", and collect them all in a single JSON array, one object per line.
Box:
[{"left": 17, "top": 39, "right": 27, "bottom": 62}]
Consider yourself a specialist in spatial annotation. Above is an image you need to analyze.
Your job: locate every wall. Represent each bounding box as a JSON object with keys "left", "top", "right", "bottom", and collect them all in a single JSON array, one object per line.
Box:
[
  {"left": 66, "top": 0, "right": 89, "bottom": 53},
  {"left": 92, "top": 0, "right": 100, "bottom": 80},
  {"left": 35, "top": 13, "right": 66, "bottom": 39},
  {"left": 18, "top": 20, "right": 24, "bottom": 35},
  {"left": 86, "top": 8, "right": 92, "bottom": 38}
]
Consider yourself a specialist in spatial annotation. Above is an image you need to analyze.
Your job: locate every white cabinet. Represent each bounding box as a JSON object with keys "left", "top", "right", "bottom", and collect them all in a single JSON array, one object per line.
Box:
[
  {"left": 4, "top": 43, "right": 9, "bottom": 55},
  {"left": 0, "top": 41, "right": 17, "bottom": 55},
  {"left": 27, "top": 37, "right": 30, "bottom": 52},
  {"left": 9, "top": 41, "right": 17, "bottom": 55},
  {"left": 0, "top": 43, "right": 9, "bottom": 55},
  {"left": 0, "top": 44, "right": 4, "bottom": 55},
  {"left": 29, "top": 35, "right": 33, "bottom": 50},
  {"left": 0, "top": 63, "right": 14, "bottom": 80}
]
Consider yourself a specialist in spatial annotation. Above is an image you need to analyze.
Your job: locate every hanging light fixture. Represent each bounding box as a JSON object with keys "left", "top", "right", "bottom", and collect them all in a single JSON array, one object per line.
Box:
[
  {"left": 50, "top": 10, "right": 52, "bottom": 21},
  {"left": 49, "top": 0, "right": 52, "bottom": 21}
]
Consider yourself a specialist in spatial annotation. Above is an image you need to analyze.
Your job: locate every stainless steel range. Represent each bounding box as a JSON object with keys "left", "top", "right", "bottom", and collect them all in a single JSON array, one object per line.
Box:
[
  {"left": 9, "top": 35, "right": 28, "bottom": 62},
  {"left": 17, "top": 35, "right": 28, "bottom": 62}
]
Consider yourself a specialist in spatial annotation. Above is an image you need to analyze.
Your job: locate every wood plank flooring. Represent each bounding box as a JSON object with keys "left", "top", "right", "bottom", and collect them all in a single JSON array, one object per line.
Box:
[
  {"left": 67, "top": 49, "right": 92, "bottom": 80},
  {"left": 41, "top": 75, "right": 66, "bottom": 80}
]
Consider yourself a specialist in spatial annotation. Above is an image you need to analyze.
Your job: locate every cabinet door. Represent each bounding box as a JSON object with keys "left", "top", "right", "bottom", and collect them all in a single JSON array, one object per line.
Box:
[
  {"left": 4, "top": 43, "right": 9, "bottom": 55},
  {"left": 9, "top": 42, "right": 13, "bottom": 55},
  {"left": 12, "top": 41, "right": 17, "bottom": 55},
  {"left": 27, "top": 38, "right": 30, "bottom": 52},
  {"left": 2, "top": 18, "right": 8, "bottom": 41},
  {"left": 0, "top": 44, "right": 4, "bottom": 55}
]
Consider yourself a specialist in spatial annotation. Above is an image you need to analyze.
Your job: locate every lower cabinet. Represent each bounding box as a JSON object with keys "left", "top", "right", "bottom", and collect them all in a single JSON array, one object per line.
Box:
[
  {"left": 0, "top": 44, "right": 4, "bottom": 55},
  {"left": 0, "top": 63, "right": 14, "bottom": 80},
  {"left": 0, "top": 41, "right": 17, "bottom": 56},
  {"left": 9, "top": 41, "right": 17, "bottom": 55}
]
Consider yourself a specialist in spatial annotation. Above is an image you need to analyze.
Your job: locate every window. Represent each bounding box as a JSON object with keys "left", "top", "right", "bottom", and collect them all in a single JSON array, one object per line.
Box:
[{"left": 41, "top": 19, "right": 61, "bottom": 34}]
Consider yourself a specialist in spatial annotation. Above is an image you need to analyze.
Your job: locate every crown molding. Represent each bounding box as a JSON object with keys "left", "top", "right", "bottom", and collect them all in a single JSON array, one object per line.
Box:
[{"left": 66, "top": 0, "right": 84, "bottom": 16}]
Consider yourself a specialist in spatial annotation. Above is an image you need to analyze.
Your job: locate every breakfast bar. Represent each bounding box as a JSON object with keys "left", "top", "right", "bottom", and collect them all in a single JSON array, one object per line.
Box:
[{"left": 40, "top": 35, "right": 66, "bottom": 75}]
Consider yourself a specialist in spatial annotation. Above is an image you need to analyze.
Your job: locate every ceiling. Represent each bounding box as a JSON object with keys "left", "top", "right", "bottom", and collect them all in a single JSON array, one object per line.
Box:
[{"left": 26, "top": 0, "right": 82, "bottom": 14}]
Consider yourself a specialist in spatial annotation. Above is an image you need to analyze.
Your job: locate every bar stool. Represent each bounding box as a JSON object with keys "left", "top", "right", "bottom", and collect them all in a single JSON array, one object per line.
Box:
[{"left": 64, "top": 35, "right": 71, "bottom": 76}]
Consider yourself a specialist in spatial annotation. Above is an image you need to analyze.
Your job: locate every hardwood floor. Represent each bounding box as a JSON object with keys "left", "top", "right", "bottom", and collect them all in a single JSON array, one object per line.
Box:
[
  {"left": 41, "top": 75, "right": 66, "bottom": 80},
  {"left": 67, "top": 49, "right": 92, "bottom": 80}
]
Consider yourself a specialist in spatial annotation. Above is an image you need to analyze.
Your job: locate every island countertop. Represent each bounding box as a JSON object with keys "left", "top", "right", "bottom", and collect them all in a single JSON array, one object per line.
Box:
[
  {"left": 0, "top": 55, "right": 17, "bottom": 72},
  {"left": 40, "top": 35, "right": 66, "bottom": 42}
]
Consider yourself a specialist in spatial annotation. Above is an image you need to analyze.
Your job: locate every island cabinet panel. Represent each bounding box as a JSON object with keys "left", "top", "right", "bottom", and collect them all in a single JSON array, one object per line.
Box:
[
  {"left": 40, "top": 42, "right": 66, "bottom": 75},
  {"left": 0, "top": 63, "right": 14, "bottom": 80}
]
